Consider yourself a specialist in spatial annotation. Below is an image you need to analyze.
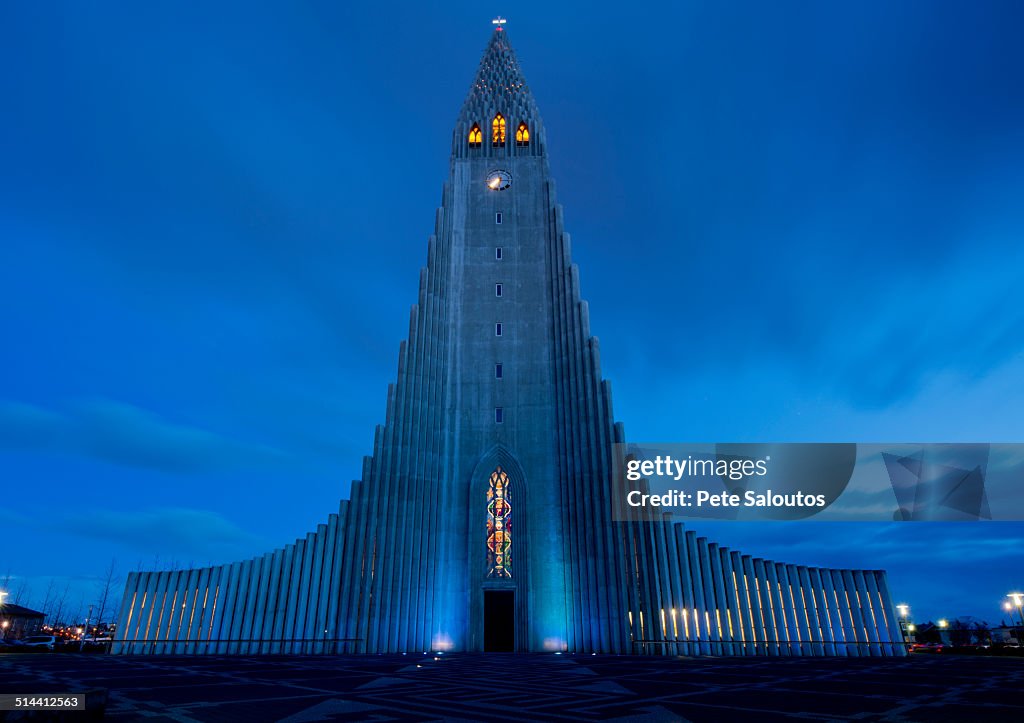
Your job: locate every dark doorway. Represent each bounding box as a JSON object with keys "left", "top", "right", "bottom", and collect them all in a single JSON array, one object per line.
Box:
[{"left": 484, "top": 590, "right": 515, "bottom": 651}]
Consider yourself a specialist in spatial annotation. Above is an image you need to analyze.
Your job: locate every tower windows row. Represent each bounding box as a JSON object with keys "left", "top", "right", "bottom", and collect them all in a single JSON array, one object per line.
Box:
[{"left": 468, "top": 115, "right": 530, "bottom": 148}]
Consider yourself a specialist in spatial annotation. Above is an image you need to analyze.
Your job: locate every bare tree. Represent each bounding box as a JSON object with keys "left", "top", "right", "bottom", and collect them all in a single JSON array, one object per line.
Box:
[
  {"left": 72, "top": 594, "right": 84, "bottom": 628},
  {"left": 13, "top": 578, "right": 31, "bottom": 607},
  {"left": 40, "top": 579, "right": 58, "bottom": 622},
  {"left": 95, "top": 559, "right": 120, "bottom": 625},
  {"left": 50, "top": 583, "right": 70, "bottom": 628}
]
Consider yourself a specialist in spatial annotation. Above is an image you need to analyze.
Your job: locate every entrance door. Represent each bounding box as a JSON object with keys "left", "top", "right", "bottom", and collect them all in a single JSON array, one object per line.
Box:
[{"left": 483, "top": 590, "right": 515, "bottom": 652}]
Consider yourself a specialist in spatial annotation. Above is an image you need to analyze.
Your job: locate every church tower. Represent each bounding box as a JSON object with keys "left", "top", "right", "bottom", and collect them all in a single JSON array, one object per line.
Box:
[
  {"left": 333, "top": 21, "right": 631, "bottom": 653},
  {"left": 113, "top": 22, "right": 905, "bottom": 658}
]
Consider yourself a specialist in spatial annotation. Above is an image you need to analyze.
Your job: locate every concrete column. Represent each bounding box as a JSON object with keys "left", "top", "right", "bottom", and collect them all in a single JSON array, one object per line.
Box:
[
  {"left": 830, "top": 570, "right": 859, "bottom": 656},
  {"left": 785, "top": 564, "right": 811, "bottom": 656},
  {"left": 753, "top": 559, "right": 778, "bottom": 656},
  {"left": 304, "top": 525, "right": 328, "bottom": 654},
  {"left": 840, "top": 570, "right": 870, "bottom": 657},
  {"left": 150, "top": 570, "right": 177, "bottom": 655},
  {"left": 818, "top": 567, "right": 846, "bottom": 656},
  {"left": 852, "top": 570, "right": 881, "bottom": 657},
  {"left": 706, "top": 541, "right": 729, "bottom": 655},
  {"left": 797, "top": 566, "right": 825, "bottom": 656},
  {"left": 764, "top": 562, "right": 791, "bottom": 656},
  {"left": 685, "top": 531, "right": 708, "bottom": 655},
  {"left": 873, "top": 571, "right": 906, "bottom": 656},
  {"left": 212, "top": 562, "right": 241, "bottom": 654},
  {"left": 728, "top": 551, "right": 752, "bottom": 656},
  {"left": 741, "top": 556, "right": 765, "bottom": 656},
  {"left": 716, "top": 547, "right": 740, "bottom": 655}
]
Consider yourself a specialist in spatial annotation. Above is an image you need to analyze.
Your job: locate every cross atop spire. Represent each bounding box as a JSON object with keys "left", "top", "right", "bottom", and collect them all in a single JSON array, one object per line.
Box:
[
  {"left": 457, "top": 21, "right": 539, "bottom": 126},
  {"left": 453, "top": 21, "right": 543, "bottom": 157}
]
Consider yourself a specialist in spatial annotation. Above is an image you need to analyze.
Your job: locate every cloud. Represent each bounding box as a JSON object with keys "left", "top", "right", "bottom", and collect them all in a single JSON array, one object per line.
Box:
[
  {"left": 0, "top": 398, "right": 288, "bottom": 474},
  {"left": 824, "top": 246, "right": 1024, "bottom": 409},
  {"left": 60, "top": 507, "right": 267, "bottom": 563},
  {"left": 0, "top": 401, "right": 68, "bottom": 450}
]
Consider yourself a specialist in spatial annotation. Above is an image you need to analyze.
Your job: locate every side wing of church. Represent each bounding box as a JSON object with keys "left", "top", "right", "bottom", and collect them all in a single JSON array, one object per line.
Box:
[{"left": 112, "top": 26, "right": 905, "bottom": 657}]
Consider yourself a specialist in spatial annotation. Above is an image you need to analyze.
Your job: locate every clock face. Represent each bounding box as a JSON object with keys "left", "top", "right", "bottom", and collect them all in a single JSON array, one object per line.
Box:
[{"left": 486, "top": 169, "right": 512, "bottom": 191}]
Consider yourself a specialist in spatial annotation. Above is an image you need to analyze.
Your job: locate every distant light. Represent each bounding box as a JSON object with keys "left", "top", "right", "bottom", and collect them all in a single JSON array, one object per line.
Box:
[
  {"left": 938, "top": 619, "right": 948, "bottom": 628},
  {"left": 554, "top": 651, "right": 562, "bottom": 655},
  {"left": 896, "top": 604, "right": 910, "bottom": 618},
  {"left": 908, "top": 624, "right": 916, "bottom": 632}
]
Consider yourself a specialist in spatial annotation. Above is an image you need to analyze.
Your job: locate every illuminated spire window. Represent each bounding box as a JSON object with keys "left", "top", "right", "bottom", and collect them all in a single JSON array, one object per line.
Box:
[
  {"left": 492, "top": 114, "right": 506, "bottom": 146},
  {"left": 468, "top": 124, "right": 482, "bottom": 148},
  {"left": 516, "top": 122, "right": 530, "bottom": 147},
  {"left": 486, "top": 467, "right": 512, "bottom": 577}
]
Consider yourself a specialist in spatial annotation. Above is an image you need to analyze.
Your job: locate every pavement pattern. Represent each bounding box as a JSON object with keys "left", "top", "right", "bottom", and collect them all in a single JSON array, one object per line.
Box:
[{"left": 1, "top": 652, "right": 1022, "bottom": 722}]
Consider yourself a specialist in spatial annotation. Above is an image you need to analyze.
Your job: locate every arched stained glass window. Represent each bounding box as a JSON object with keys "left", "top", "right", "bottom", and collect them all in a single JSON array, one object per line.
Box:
[
  {"left": 468, "top": 124, "right": 482, "bottom": 147},
  {"left": 516, "top": 122, "right": 530, "bottom": 147},
  {"left": 486, "top": 466, "right": 512, "bottom": 578},
  {"left": 492, "top": 114, "right": 506, "bottom": 146}
]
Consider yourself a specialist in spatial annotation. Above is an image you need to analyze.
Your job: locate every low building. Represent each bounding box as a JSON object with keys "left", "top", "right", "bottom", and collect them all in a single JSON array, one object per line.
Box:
[{"left": 0, "top": 604, "right": 45, "bottom": 640}]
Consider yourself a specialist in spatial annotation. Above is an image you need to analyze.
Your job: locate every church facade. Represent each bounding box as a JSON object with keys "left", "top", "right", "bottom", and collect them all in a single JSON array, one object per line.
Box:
[{"left": 113, "top": 26, "right": 905, "bottom": 657}]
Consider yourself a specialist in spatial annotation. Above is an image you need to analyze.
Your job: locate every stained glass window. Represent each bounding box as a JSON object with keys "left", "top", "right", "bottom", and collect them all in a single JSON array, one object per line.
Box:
[
  {"left": 516, "top": 122, "right": 530, "bottom": 146},
  {"left": 486, "top": 467, "right": 512, "bottom": 578},
  {"left": 492, "top": 114, "right": 506, "bottom": 146},
  {"left": 468, "top": 124, "right": 482, "bottom": 147}
]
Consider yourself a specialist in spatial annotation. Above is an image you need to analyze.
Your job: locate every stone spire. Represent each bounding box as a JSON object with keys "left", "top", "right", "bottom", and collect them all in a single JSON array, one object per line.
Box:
[{"left": 454, "top": 25, "right": 544, "bottom": 157}]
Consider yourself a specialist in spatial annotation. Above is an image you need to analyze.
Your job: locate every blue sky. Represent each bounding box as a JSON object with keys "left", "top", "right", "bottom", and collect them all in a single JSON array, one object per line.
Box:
[{"left": 2, "top": 1, "right": 1023, "bottom": 626}]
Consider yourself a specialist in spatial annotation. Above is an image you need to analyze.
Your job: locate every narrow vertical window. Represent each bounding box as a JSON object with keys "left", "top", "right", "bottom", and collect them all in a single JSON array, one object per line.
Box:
[
  {"left": 495, "top": 283, "right": 503, "bottom": 297},
  {"left": 516, "top": 122, "right": 530, "bottom": 147},
  {"left": 495, "top": 322, "right": 502, "bottom": 336},
  {"left": 468, "top": 124, "right": 482, "bottom": 148},
  {"left": 494, "top": 407, "right": 504, "bottom": 424},
  {"left": 486, "top": 466, "right": 511, "bottom": 577},
  {"left": 495, "top": 247, "right": 503, "bottom": 260},
  {"left": 495, "top": 212, "right": 502, "bottom": 224},
  {"left": 495, "top": 363, "right": 503, "bottom": 378},
  {"left": 492, "top": 113, "right": 506, "bottom": 146}
]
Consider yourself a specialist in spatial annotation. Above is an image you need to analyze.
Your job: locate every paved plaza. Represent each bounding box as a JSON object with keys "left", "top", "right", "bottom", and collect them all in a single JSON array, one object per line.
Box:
[{"left": 1, "top": 652, "right": 1022, "bottom": 721}]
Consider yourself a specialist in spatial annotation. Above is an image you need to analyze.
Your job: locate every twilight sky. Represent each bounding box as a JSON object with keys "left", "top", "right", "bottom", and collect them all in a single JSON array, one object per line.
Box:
[{"left": 2, "top": 1, "right": 1023, "bottom": 625}]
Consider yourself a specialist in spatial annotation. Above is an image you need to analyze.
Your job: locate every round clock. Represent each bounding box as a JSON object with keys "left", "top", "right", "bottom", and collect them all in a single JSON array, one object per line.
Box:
[{"left": 486, "top": 169, "right": 512, "bottom": 191}]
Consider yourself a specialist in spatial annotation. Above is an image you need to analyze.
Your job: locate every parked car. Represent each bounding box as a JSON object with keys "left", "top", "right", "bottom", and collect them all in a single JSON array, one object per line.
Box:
[{"left": 22, "top": 635, "right": 57, "bottom": 650}]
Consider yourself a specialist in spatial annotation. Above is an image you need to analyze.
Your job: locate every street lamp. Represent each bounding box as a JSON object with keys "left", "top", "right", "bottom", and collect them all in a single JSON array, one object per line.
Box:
[
  {"left": 1006, "top": 594, "right": 1024, "bottom": 645},
  {"left": 938, "top": 619, "right": 948, "bottom": 629},
  {"left": 895, "top": 604, "right": 913, "bottom": 647}
]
